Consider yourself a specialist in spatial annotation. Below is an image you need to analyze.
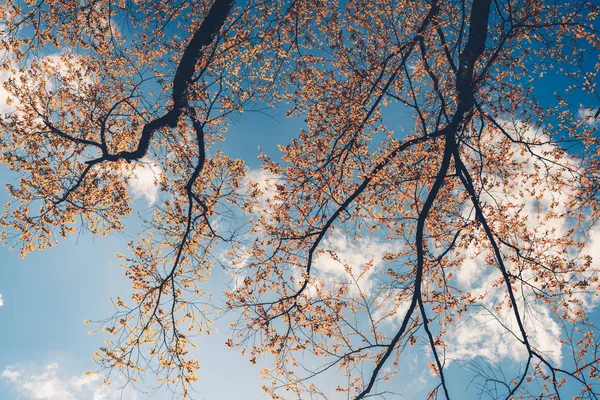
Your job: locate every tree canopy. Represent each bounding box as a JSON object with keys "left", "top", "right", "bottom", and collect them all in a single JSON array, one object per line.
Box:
[{"left": 1, "top": 0, "right": 600, "bottom": 398}]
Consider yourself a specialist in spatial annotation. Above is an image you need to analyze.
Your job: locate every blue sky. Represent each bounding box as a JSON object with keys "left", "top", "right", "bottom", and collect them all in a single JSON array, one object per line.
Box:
[
  {"left": 0, "top": 103, "right": 445, "bottom": 399},
  {"left": 0, "top": 106, "right": 317, "bottom": 399},
  {"left": 0, "top": 164, "right": 270, "bottom": 399},
  {"left": 1, "top": 107, "right": 599, "bottom": 399},
  {"left": 1, "top": 3, "right": 600, "bottom": 400}
]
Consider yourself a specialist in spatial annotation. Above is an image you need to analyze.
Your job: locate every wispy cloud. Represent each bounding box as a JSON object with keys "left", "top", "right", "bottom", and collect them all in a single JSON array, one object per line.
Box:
[
  {"left": 1, "top": 363, "right": 137, "bottom": 400},
  {"left": 0, "top": 51, "right": 18, "bottom": 116},
  {"left": 447, "top": 281, "right": 563, "bottom": 365},
  {"left": 0, "top": 51, "right": 92, "bottom": 119},
  {"left": 446, "top": 120, "right": 589, "bottom": 367},
  {"left": 314, "top": 233, "right": 394, "bottom": 296},
  {"left": 578, "top": 108, "right": 599, "bottom": 127},
  {"left": 244, "top": 167, "right": 281, "bottom": 214},
  {"left": 0, "top": 293, "right": 3, "bottom": 307},
  {"left": 124, "top": 157, "right": 162, "bottom": 204}
]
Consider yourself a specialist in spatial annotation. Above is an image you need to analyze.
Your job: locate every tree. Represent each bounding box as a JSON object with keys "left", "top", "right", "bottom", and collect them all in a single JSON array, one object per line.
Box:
[{"left": 1, "top": 0, "right": 600, "bottom": 398}]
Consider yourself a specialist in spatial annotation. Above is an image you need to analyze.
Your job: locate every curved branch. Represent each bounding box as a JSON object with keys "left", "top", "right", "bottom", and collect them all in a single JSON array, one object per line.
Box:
[{"left": 86, "top": 0, "right": 235, "bottom": 165}]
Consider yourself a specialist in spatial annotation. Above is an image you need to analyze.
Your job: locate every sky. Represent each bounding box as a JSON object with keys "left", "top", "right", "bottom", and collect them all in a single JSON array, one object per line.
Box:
[
  {"left": 0, "top": 109, "right": 334, "bottom": 400},
  {"left": 0, "top": 100, "right": 453, "bottom": 399},
  {"left": 0, "top": 102, "right": 599, "bottom": 400},
  {"left": 1, "top": 4, "right": 600, "bottom": 400},
  {"left": 0, "top": 115, "right": 280, "bottom": 399}
]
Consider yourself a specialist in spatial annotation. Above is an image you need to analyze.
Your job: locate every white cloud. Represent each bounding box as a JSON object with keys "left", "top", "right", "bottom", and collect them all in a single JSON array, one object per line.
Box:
[
  {"left": 447, "top": 280, "right": 563, "bottom": 365},
  {"left": 124, "top": 157, "right": 162, "bottom": 204},
  {"left": 572, "top": 223, "right": 600, "bottom": 310},
  {"left": 244, "top": 167, "right": 280, "bottom": 213},
  {"left": 0, "top": 51, "right": 93, "bottom": 120},
  {"left": 456, "top": 248, "right": 488, "bottom": 289},
  {"left": 314, "top": 233, "right": 395, "bottom": 296},
  {"left": 0, "top": 293, "right": 3, "bottom": 307},
  {"left": 0, "top": 51, "right": 17, "bottom": 117},
  {"left": 42, "top": 53, "right": 92, "bottom": 93},
  {"left": 446, "top": 120, "right": 588, "bottom": 367},
  {"left": 578, "top": 108, "right": 599, "bottom": 127},
  {"left": 583, "top": 223, "right": 600, "bottom": 262},
  {"left": 222, "top": 168, "right": 282, "bottom": 291},
  {"left": 1, "top": 363, "right": 137, "bottom": 400},
  {"left": 2, "top": 369, "right": 20, "bottom": 381},
  {"left": 450, "top": 120, "right": 583, "bottom": 293}
]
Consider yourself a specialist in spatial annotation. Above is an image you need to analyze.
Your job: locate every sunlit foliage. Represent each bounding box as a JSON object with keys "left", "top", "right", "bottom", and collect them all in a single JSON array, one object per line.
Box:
[{"left": 1, "top": 0, "right": 600, "bottom": 398}]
